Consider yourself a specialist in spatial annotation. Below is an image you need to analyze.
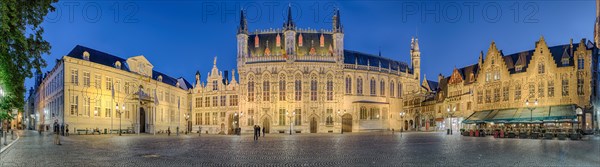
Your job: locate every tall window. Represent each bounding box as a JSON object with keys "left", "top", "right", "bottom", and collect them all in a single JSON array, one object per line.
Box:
[
  {"left": 477, "top": 90, "right": 483, "bottom": 104},
  {"left": 310, "top": 76, "right": 317, "bottom": 101},
  {"left": 528, "top": 83, "right": 535, "bottom": 99},
  {"left": 357, "top": 77, "right": 363, "bottom": 95},
  {"left": 577, "top": 77, "right": 584, "bottom": 96},
  {"left": 94, "top": 99, "right": 101, "bottom": 117},
  {"left": 230, "top": 95, "right": 238, "bottom": 106},
  {"left": 502, "top": 86, "right": 509, "bottom": 101},
  {"left": 104, "top": 101, "right": 111, "bottom": 118},
  {"left": 390, "top": 81, "right": 395, "bottom": 97},
  {"left": 578, "top": 57, "right": 584, "bottom": 70},
  {"left": 105, "top": 77, "right": 113, "bottom": 90},
  {"left": 326, "top": 76, "right": 333, "bottom": 101},
  {"left": 295, "top": 75, "right": 302, "bottom": 101},
  {"left": 195, "top": 98, "right": 201, "bottom": 108},
  {"left": 548, "top": 80, "right": 555, "bottom": 97},
  {"left": 562, "top": 78, "right": 569, "bottom": 96},
  {"left": 247, "top": 109, "right": 254, "bottom": 126},
  {"left": 326, "top": 109, "right": 333, "bottom": 125},
  {"left": 248, "top": 76, "right": 255, "bottom": 102},
  {"left": 294, "top": 109, "right": 301, "bottom": 126},
  {"left": 70, "top": 95, "right": 78, "bottom": 115},
  {"left": 94, "top": 75, "right": 101, "bottom": 89},
  {"left": 380, "top": 80, "right": 385, "bottom": 96},
  {"left": 83, "top": 97, "right": 90, "bottom": 116},
  {"left": 514, "top": 84, "right": 521, "bottom": 100},
  {"left": 212, "top": 96, "right": 218, "bottom": 107},
  {"left": 345, "top": 76, "right": 352, "bottom": 94},
  {"left": 485, "top": 89, "right": 491, "bottom": 103},
  {"left": 205, "top": 97, "right": 210, "bottom": 107},
  {"left": 221, "top": 95, "right": 226, "bottom": 106},
  {"left": 83, "top": 72, "right": 90, "bottom": 87},
  {"left": 370, "top": 78, "right": 376, "bottom": 96},
  {"left": 398, "top": 83, "right": 403, "bottom": 98},
  {"left": 538, "top": 63, "right": 545, "bottom": 74},
  {"left": 205, "top": 113, "right": 210, "bottom": 125},
  {"left": 263, "top": 80, "right": 270, "bottom": 101},
  {"left": 359, "top": 107, "right": 367, "bottom": 119},
  {"left": 493, "top": 88, "right": 500, "bottom": 102},
  {"left": 196, "top": 113, "right": 202, "bottom": 125},
  {"left": 115, "top": 79, "right": 121, "bottom": 92},
  {"left": 71, "top": 69, "right": 79, "bottom": 85},
  {"left": 279, "top": 109, "right": 286, "bottom": 125},
  {"left": 212, "top": 80, "right": 218, "bottom": 90},
  {"left": 279, "top": 75, "right": 286, "bottom": 101},
  {"left": 538, "top": 81, "right": 545, "bottom": 98}
]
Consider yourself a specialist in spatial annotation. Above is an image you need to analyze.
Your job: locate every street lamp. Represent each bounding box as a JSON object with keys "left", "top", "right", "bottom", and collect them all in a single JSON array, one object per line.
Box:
[
  {"left": 286, "top": 111, "right": 295, "bottom": 135},
  {"left": 447, "top": 105, "right": 456, "bottom": 135},
  {"left": 400, "top": 111, "right": 406, "bottom": 137},
  {"left": 525, "top": 99, "right": 538, "bottom": 123},
  {"left": 116, "top": 103, "right": 125, "bottom": 136},
  {"left": 185, "top": 113, "right": 190, "bottom": 134}
]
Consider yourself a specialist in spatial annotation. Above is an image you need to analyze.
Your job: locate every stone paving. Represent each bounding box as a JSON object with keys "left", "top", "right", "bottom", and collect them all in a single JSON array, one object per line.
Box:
[{"left": 0, "top": 130, "right": 598, "bottom": 167}]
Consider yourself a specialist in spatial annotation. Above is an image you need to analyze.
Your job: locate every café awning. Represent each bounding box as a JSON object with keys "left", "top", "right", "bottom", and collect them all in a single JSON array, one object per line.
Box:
[{"left": 462, "top": 104, "right": 577, "bottom": 124}]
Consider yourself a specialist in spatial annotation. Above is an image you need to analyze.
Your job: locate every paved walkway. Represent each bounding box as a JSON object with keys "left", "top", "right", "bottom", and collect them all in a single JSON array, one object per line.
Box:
[
  {"left": 0, "top": 130, "right": 21, "bottom": 154},
  {"left": 0, "top": 131, "right": 598, "bottom": 166}
]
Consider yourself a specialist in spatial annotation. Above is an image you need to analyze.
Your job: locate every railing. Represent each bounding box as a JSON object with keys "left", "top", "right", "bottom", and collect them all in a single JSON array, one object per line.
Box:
[
  {"left": 295, "top": 55, "right": 336, "bottom": 62},
  {"left": 246, "top": 56, "right": 286, "bottom": 63}
]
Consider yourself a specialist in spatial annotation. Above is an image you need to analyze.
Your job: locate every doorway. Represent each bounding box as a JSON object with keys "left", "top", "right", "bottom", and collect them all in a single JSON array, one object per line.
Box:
[
  {"left": 139, "top": 107, "right": 146, "bottom": 133},
  {"left": 310, "top": 117, "right": 318, "bottom": 133},
  {"left": 262, "top": 117, "right": 270, "bottom": 133},
  {"left": 342, "top": 114, "right": 352, "bottom": 132}
]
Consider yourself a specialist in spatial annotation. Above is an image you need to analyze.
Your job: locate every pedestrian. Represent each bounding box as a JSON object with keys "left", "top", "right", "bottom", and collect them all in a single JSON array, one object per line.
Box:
[
  {"left": 66, "top": 124, "right": 70, "bottom": 136},
  {"left": 257, "top": 125, "right": 261, "bottom": 137},
  {"left": 253, "top": 125, "right": 258, "bottom": 141},
  {"left": 60, "top": 124, "right": 64, "bottom": 136},
  {"left": 53, "top": 121, "right": 61, "bottom": 145},
  {"left": 167, "top": 127, "right": 171, "bottom": 136},
  {"left": 262, "top": 126, "right": 266, "bottom": 137}
]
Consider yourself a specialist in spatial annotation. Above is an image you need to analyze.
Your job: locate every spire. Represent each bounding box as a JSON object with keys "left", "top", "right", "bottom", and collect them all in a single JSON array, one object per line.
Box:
[
  {"left": 333, "top": 8, "right": 342, "bottom": 33},
  {"left": 413, "top": 38, "right": 420, "bottom": 52},
  {"left": 284, "top": 4, "right": 295, "bottom": 30},
  {"left": 213, "top": 56, "right": 218, "bottom": 67},
  {"left": 478, "top": 50, "right": 484, "bottom": 67},
  {"left": 237, "top": 9, "right": 248, "bottom": 34}
]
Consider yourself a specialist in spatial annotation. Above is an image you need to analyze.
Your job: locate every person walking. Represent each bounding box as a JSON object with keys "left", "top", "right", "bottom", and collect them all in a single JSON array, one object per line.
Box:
[
  {"left": 167, "top": 127, "right": 171, "bottom": 136},
  {"left": 257, "top": 125, "right": 261, "bottom": 137},
  {"left": 253, "top": 125, "right": 258, "bottom": 141},
  {"left": 53, "top": 121, "right": 61, "bottom": 145},
  {"left": 65, "top": 124, "right": 69, "bottom": 136},
  {"left": 262, "top": 126, "right": 266, "bottom": 137}
]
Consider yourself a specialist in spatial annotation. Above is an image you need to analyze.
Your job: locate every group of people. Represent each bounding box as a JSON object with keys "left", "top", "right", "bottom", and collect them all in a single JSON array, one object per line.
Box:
[{"left": 253, "top": 125, "right": 266, "bottom": 140}]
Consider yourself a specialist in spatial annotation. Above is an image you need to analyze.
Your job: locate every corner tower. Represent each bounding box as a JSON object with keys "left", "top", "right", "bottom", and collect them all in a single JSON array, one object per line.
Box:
[
  {"left": 332, "top": 9, "right": 344, "bottom": 60},
  {"left": 237, "top": 9, "right": 249, "bottom": 60},
  {"left": 283, "top": 5, "right": 297, "bottom": 56},
  {"left": 411, "top": 37, "right": 421, "bottom": 81}
]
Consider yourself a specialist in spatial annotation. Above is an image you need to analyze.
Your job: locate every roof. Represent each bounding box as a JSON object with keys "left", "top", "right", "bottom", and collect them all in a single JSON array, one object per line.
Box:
[
  {"left": 502, "top": 43, "right": 584, "bottom": 74},
  {"left": 343, "top": 50, "right": 411, "bottom": 73},
  {"left": 456, "top": 64, "right": 479, "bottom": 84},
  {"left": 425, "top": 80, "right": 438, "bottom": 91},
  {"left": 66, "top": 45, "right": 190, "bottom": 90}
]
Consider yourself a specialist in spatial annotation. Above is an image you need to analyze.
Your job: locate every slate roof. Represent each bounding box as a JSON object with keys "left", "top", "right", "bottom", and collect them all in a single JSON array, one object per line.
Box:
[
  {"left": 425, "top": 80, "right": 439, "bottom": 91},
  {"left": 343, "top": 50, "right": 412, "bottom": 73},
  {"left": 66, "top": 45, "right": 191, "bottom": 90},
  {"left": 502, "top": 43, "right": 584, "bottom": 74},
  {"left": 456, "top": 64, "right": 479, "bottom": 84}
]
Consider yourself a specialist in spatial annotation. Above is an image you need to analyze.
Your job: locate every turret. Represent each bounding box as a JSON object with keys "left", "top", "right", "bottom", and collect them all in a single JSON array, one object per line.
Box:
[
  {"left": 283, "top": 5, "right": 297, "bottom": 56},
  {"left": 237, "top": 9, "right": 249, "bottom": 59},
  {"left": 332, "top": 8, "right": 344, "bottom": 59},
  {"left": 478, "top": 51, "right": 484, "bottom": 68},
  {"left": 411, "top": 37, "right": 421, "bottom": 81}
]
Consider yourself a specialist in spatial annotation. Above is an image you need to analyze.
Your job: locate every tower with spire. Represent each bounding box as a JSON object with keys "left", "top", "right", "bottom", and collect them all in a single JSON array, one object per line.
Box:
[
  {"left": 237, "top": 9, "right": 249, "bottom": 60},
  {"left": 284, "top": 5, "right": 297, "bottom": 56},
  {"left": 332, "top": 8, "right": 344, "bottom": 59},
  {"left": 411, "top": 37, "right": 421, "bottom": 81}
]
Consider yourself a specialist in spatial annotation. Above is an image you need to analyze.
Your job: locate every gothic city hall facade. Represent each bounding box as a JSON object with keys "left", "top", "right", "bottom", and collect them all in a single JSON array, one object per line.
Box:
[{"left": 30, "top": 8, "right": 599, "bottom": 134}]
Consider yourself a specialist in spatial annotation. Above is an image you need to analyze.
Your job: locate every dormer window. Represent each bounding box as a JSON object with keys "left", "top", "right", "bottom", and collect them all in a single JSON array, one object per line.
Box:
[
  {"left": 562, "top": 58, "right": 569, "bottom": 66},
  {"left": 515, "top": 65, "right": 523, "bottom": 72},
  {"left": 157, "top": 75, "right": 163, "bottom": 82},
  {"left": 115, "top": 61, "right": 121, "bottom": 69},
  {"left": 83, "top": 51, "right": 90, "bottom": 61},
  {"left": 538, "top": 63, "right": 545, "bottom": 74}
]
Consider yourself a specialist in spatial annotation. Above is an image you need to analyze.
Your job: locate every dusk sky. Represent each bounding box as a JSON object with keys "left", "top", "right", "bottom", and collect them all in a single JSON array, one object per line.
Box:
[{"left": 28, "top": 0, "right": 596, "bottom": 91}]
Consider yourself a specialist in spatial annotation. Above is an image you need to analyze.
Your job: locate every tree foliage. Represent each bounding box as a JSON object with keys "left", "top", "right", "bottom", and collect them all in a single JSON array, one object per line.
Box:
[{"left": 0, "top": 0, "right": 57, "bottom": 114}]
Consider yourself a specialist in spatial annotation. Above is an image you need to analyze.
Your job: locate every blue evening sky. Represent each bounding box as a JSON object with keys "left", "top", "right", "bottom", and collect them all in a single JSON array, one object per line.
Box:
[{"left": 27, "top": 0, "right": 596, "bottom": 91}]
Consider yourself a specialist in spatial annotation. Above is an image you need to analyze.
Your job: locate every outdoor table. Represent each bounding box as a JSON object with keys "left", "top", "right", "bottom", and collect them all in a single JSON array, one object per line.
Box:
[
  {"left": 531, "top": 132, "right": 539, "bottom": 139},
  {"left": 544, "top": 133, "right": 554, "bottom": 139},
  {"left": 557, "top": 133, "right": 567, "bottom": 140},
  {"left": 508, "top": 132, "right": 516, "bottom": 138},
  {"left": 569, "top": 133, "right": 580, "bottom": 140}
]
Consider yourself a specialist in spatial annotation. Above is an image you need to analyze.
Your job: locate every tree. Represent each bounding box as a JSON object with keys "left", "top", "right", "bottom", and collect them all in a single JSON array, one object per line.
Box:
[{"left": 0, "top": 0, "right": 58, "bottom": 134}]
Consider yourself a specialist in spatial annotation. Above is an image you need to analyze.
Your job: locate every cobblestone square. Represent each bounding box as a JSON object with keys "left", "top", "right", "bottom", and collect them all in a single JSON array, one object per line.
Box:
[{"left": 0, "top": 131, "right": 599, "bottom": 167}]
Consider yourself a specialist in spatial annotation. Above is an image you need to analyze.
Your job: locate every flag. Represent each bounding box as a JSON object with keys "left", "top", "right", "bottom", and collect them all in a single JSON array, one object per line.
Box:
[{"left": 154, "top": 89, "right": 159, "bottom": 106}]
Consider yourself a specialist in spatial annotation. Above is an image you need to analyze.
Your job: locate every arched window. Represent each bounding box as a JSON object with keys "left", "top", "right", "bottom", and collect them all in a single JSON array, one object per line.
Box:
[
  {"left": 360, "top": 107, "right": 367, "bottom": 119},
  {"left": 295, "top": 74, "right": 302, "bottom": 101},
  {"left": 398, "top": 83, "right": 403, "bottom": 98},
  {"left": 279, "top": 74, "right": 286, "bottom": 101},
  {"left": 370, "top": 78, "right": 376, "bottom": 96},
  {"left": 310, "top": 75, "right": 318, "bottom": 101},
  {"left": 380, "top": 80, "right": 385, "bottom": 96},
  {"left": 390, "top": 81, "right": 395, "bottom": 97},
  {"left": 357, "top": 77, "right": 363, "bottom": 95},
  {"left": 327, "top": 75, "right": 334, "bottom": 101},
  {"left": 345, "top": 76, "right": 352, "bottom": 94},
  {"left": 263, "top": 79, "right": 270, "bottom": 101},
  {"left": 247, "top": 76, "right": 254, "bottom": 102}
]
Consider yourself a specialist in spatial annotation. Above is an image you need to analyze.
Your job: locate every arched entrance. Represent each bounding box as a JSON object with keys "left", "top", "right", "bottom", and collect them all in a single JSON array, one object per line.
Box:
[
  {"left": 310, "top": 117, "right": 318, "bottom": 133},
  {"left": 139, "top": 107, "right": 146, "bottom": 133},
  {"left": 409, "top": 120, "right": 414, "bottom": 130},
  {"left": 262, "top": 117, "right": 270, "bottom": 133},
  {"left": 342, "top": 114, "right": 353, "bottom": 132}
]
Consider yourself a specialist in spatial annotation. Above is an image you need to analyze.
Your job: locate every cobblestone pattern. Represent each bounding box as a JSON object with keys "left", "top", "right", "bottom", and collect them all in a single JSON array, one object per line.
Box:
[{"left": 0, "top": 131, "right": 599, "bottom": 167}]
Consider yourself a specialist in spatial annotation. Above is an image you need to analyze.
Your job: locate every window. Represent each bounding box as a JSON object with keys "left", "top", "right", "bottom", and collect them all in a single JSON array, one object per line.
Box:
[
  {"left": 263, "top": 80, "right": 270, "bottom": 101},
  {"left": 514, "top": 85, "right": 522, "bottom": 100},
  {"left": 230, "top": 95, "right": 238, "bottom": 106},
  {"left": 204, "top": 97, "right": 210, "bottom": 107},
  {"left": 247, "top": 109, "right": 254, "bottom": 126},
  {"left": 485, "top": 72, "right": 491, "bottom": 82},
  {"left": 248, "top": 77, "right": 255, "bottom": 102},
  {"left": 562, "top": 78, "right": 569, "bottom": 96},
  {"left": 221, "top": 95, "right": 226, "bottom": 106},
  {"left": 195, "top": 97, "right": 201, "bottom": 108},
  {"left": 106, "top": 77, "right": 113, "bottom": 90},
  {"left": 115, "top": 79, "right": 121, "bottom": 92},
  {"left": 502, "top": 86, "right": 509, "bottom": 101},
  {"left": 485, "top": 89, "right": 491, "bottom": 103},
  {"left": 493, "top": 88, "right": 500, "bottom": 102},
  {"left": 212, "top": 80, "right": 218, "bottom": 90},
  {"left": 356, "top": 77, "right": 363, "bottom": 95},
  {"left": 548, "top": 80, "right": 555, "bottom": 97},
  {"left": 529, "top": 83, "right": 535, "bottom": 99},
  {"left": 83, "top": 72, "right": 90, "bottom": 87},
  {"left": 538, "top": 63, "right": 545, "bottom": 74},
  {"left": 538, "top": 81, "right": 545, "bottom": 98},
  {"left": 125, "top": 104, "right": 130, "bottom": 119},
  {"left": 494, "top": 71, "right": 500, "bottom": 80},
  {"left": 212, "top": 96, "right": 218, "bottom": 107},
  {"left": 326, "top": 109, "right": 333, "bottom": 125},
  {"left": 369, "top": 108, "right": 380, "bottom": 120},
  {"left": 295, "top": 75, "right": 302, "bottom": 101},
  {"left": 380, "top": 80, "right": 385, "bottom": 96},
  {"left": 345, "top": 76, "right": 352, "bottom": 94},
  {"left": 70, "top": 95, "right": 78, "bottom": 115},
  {"left": 370, "top": 78, "right": 376, "bottom": 96},
  {"left": 279, "top": 109, "right": 286, "bottom": 125},
  {"left": 279, "top": 75, "right": 286, "bottom": 101},
  {"left": 477, "top": 90, "right": 483, "bottom": 104},
  {"left": 94, "top": 99, "right": 100, "bottom": 117},
  {"left": 467, "top": 102, "right": 472, "bottom": 110},
  {"left": 294, "top": 109, "right": 301, "bottom": 126},
  {"left": 220, "top": 112, "right": 226, "bottom": 118},
  {"left": 104, "top": 101, "right": 111, "bottom": 118},
  {"left": 398, "top": 83, "right": 402, "bottom": 98},
  {"left": 196, "top": 113, "right": 202, "bottom": 125},
  {"left": 577, "top": 77, "right": 584, "bottom": 96},
  {"left": 205, "top": 113, "right": 210, "bottom": 125},
  {"left": 326, "top": 77, "right": 333, "bottom": 101},
  {"left": 83, "top": 97, "right": 90, "bottom": 116},
  {"left": 359, "top": 107, "right": 367, "bottom": 120},
  {"left": 71, "top": 69, "right": 79, "bottom": 85},
  {"left": 310, "top": 76, "right": 317, "bottom": 101},
  {"left": 578, "top": 57, "right": 584, "bottom": 70},
  {"left": 390, "top": 81, "right": 395, "bottom": 97}
]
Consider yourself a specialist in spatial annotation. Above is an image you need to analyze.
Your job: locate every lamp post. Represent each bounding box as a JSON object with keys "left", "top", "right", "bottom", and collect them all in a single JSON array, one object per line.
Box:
[
  {"left": 287, "top": 111, "right": 295, "bottom": 135},
  {"left": 447, "top": 105, "right": 456, "bottom": 135},
  {"left": 400, "top": 111, "right": 406, "bottom": 137},
  {"left": 185, "top": 113, "right": 190, "bottom": 134},
  {"left": 525, "top": 99, "right": 538, "bottom": 123},
  {"left": 116, "top": 103, "right": 125, "bottom": 136}
]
